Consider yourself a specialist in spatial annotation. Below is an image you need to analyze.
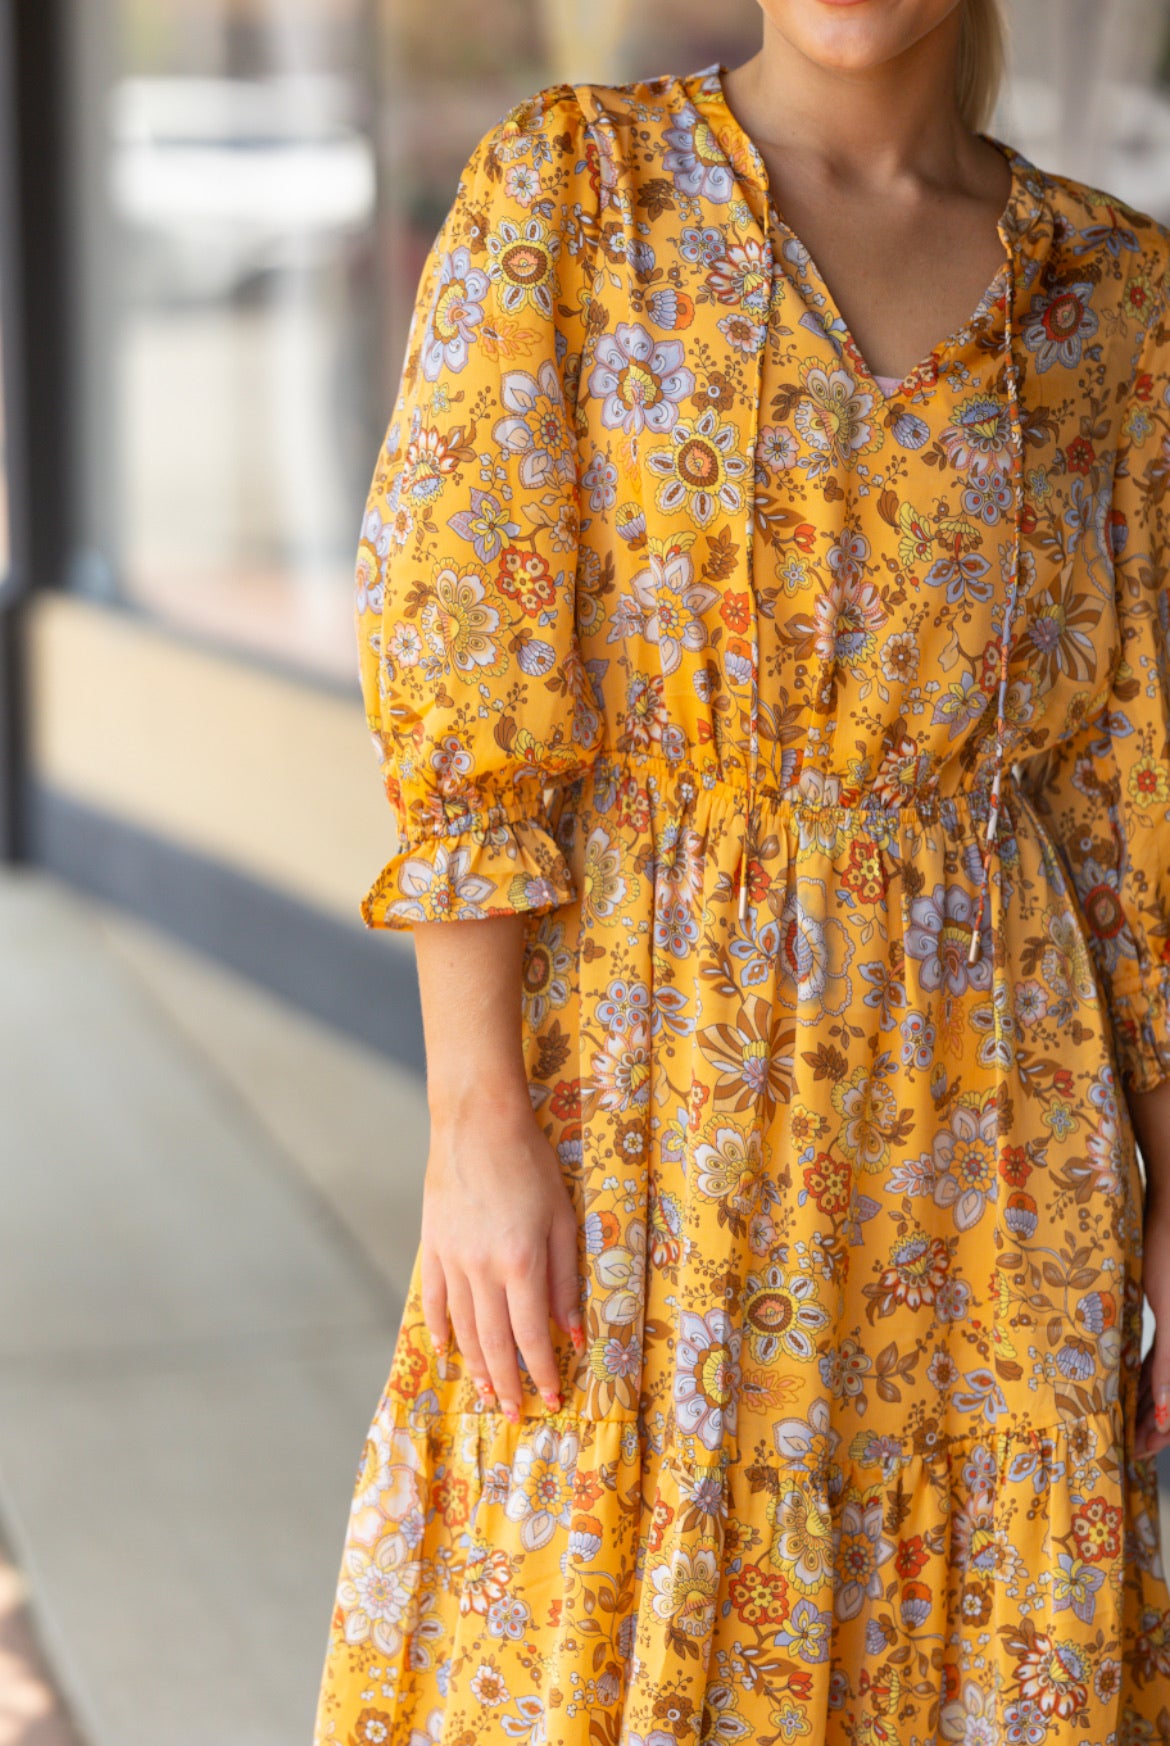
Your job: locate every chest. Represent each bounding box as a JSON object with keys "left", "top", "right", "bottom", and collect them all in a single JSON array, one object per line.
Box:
[
  {"left": 750, "top": 143, "right": 1013, "bottom": 386},
  {"left": 573, "top": 111, "right": 1130, "bottom": 780}
]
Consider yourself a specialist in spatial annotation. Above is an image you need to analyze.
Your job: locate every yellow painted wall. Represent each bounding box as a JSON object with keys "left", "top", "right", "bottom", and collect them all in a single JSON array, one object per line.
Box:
[{"left": 27, "top": 591, "right": 401, "bottom": 932}]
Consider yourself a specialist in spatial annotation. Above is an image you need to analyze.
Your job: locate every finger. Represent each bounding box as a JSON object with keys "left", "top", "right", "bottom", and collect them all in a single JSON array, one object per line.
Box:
[
  {"left": 420, "top": 1246, "right": 449, "bottom": 1357},
  {"left": 508, "top": 1269, "right": 563, "bottom": 1409},
  {"left": 1135, "top": 1337, "right": 1170, "bottom": 1456},
  {"left": 1138, "top": 1367, "right": 1154, "bottom": 1415},
  {"left": 446, "top": 1271, "right": 495, "bottom": 1409},
  {"left": 1141, "top": 1406, "right": 1170, "bottom": 1457},
  {"left": 547, "top": 1199, "right": 584, "bottom": 1351},
  {"left": 472, "top": 1275, "right": 524, "bottom": 1422},
  {"left": 1135, "top": 1373, "right": 1157, "bottom": 1455},
  {"left": 1133, "top": 1406, "right": 1170, "bottom": 1459},
  {"left": 1151, "top": 1350, "right": 1170, "bottom": 1437}
]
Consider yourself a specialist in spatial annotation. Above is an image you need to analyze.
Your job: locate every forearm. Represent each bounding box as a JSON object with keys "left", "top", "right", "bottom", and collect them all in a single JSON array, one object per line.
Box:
[
  {"left": 1129, "top": 1074, "right": 1170, "bottom": 1209},
  {"left": 411, "top": 910, "right": 580, "bottom": 1418},
  {"left": 412, "top": 913, "right": 532, "bottom": 1125}
]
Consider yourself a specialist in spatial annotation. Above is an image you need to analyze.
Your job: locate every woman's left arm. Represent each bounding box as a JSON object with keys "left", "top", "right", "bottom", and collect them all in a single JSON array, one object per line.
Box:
[
  {"left": 1018, "top": 262, "right": 1170, "bottom": 1459},
  {"left": 1130, "top": 1077, "right": 1170, "bottom": 1457}
]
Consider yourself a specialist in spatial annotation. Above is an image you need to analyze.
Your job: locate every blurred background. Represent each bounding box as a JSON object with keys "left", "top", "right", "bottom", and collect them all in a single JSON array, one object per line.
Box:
[{"left": 0, "top": 1, "right": 1168, "bottom": 1741}]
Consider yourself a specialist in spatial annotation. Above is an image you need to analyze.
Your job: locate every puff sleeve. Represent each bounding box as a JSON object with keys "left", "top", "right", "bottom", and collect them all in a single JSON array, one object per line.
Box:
[
  {"left": 1020, "top": 268, "right": 1170, "bottom": 1092},
  {"left": 354, "top": 84, "right": 603, "bottom": 930}
]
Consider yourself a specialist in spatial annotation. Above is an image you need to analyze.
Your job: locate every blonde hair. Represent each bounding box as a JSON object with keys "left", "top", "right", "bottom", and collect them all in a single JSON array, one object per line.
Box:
[{"left": 956, "top": 0, "right": 1009, "bottom": 133}]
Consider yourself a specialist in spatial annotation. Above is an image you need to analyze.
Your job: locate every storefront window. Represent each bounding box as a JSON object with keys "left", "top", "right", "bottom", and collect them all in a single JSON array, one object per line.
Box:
[{"left": 96, "top": 1, "right": 378, "bottom": 677}]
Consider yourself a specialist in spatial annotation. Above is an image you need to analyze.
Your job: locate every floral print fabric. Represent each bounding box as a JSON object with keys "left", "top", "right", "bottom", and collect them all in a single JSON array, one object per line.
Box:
[{"left": 315, "top": 63, "right": 1170, "bottom": 1746}]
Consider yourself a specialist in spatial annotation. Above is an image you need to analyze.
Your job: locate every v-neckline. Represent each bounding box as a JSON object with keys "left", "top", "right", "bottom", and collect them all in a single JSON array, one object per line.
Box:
[{"left": 682, "top": 61, "right": 1045, "bottom": 403}]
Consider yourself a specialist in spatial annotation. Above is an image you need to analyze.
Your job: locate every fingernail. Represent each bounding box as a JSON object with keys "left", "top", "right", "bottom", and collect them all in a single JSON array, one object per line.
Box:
[
  {"left": 569, "top": 1322, "right": 585, "bottom": 1350},
  {"left": 502, "top": 1401, "right": 520, "bottom": 1424},
  {"left": 542, "top": 1390, "right": 561, "bottom": 1411},
  {"left": 1155, "top": 1385, "right": 1170, "bottom": 1430},
  {"left": 433, "top": 1339, "right": 448, "bottom": 1357},
  {"left": 475, "top": 1379, "right": 494, "bottom": 1402}
]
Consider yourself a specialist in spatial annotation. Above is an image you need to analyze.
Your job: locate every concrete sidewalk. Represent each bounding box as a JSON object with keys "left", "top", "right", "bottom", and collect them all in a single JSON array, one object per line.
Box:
[
  {"left": 0, "top": 865, "right": 429, "bottom": 1746},
  {"left": 0, "top": 863, "right": 1167, "bottom": 1746},
  {"left": 0, "top": 1516, "right": 85, "bottom": 1745}
]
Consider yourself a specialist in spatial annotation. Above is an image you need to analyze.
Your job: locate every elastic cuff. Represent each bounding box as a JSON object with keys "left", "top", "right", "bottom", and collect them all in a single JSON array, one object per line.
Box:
[
  {"left": 1110, "top": 973, "right": 1170, "bottom": 1093},
  {"left": 360, "top": 810, "right": 577, "bottom": 931}
]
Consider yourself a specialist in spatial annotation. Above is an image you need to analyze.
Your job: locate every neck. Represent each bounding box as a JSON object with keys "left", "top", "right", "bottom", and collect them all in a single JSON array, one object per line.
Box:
[{"left": 723, "top": 14, "right": 984, "bottom": 197}]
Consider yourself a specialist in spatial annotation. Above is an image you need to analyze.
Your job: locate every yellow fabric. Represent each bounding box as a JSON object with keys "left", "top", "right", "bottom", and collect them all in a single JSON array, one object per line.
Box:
[{"left": 315, "top": 64, "right": 1170, "bottom": 1745}]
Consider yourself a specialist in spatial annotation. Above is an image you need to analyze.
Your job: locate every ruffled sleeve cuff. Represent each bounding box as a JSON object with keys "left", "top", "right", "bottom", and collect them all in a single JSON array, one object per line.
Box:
[
  {"left": 1109, "top": 967, "right": 1170, "bottom": 1094},
  {"left": 359, "top": 801, "right": 578, "bottom": 931}
]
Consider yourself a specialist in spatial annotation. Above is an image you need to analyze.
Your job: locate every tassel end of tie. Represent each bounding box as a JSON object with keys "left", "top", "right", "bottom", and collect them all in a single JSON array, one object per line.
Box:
[
  {"left": 968, "top": 874, "right": 989, "bottom": 965},
  {"left": 737, "top": 821, "right": 752, "bottom": 923}
]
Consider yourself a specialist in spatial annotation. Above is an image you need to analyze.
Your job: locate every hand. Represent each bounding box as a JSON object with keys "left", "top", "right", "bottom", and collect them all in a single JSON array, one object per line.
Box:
[
  {"left": 419, "top": 1092, "right": 585, "bottom": 1421},
  {"left": 1135, "top": 1190, "right": 1170, "bottom": 1459}
]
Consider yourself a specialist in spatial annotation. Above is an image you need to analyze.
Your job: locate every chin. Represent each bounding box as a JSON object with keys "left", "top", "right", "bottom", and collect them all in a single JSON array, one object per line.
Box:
[{"left": 757, "top": 0, "right": 962, "bottom": 73}]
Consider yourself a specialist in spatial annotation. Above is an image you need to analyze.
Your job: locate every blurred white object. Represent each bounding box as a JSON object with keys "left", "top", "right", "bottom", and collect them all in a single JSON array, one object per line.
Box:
[{"left": 108, "top": 75, "right": 376, "bottom": 302}]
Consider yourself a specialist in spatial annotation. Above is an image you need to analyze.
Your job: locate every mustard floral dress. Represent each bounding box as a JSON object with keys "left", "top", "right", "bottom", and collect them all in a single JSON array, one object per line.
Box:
[{"left": 314, "top": 63, "right": 1170, "bottom": 1746}]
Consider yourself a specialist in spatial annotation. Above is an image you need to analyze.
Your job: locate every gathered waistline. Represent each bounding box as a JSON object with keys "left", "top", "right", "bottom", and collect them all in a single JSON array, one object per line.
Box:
[{"left": 580, "top": 746, "right": 1022, "bottom": 828}]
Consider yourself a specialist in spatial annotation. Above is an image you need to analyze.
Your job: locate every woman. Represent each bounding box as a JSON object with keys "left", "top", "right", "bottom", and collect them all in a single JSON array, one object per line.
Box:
[{"left": 315, "top": 3, "right": 1170, "bottom": 1740}]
